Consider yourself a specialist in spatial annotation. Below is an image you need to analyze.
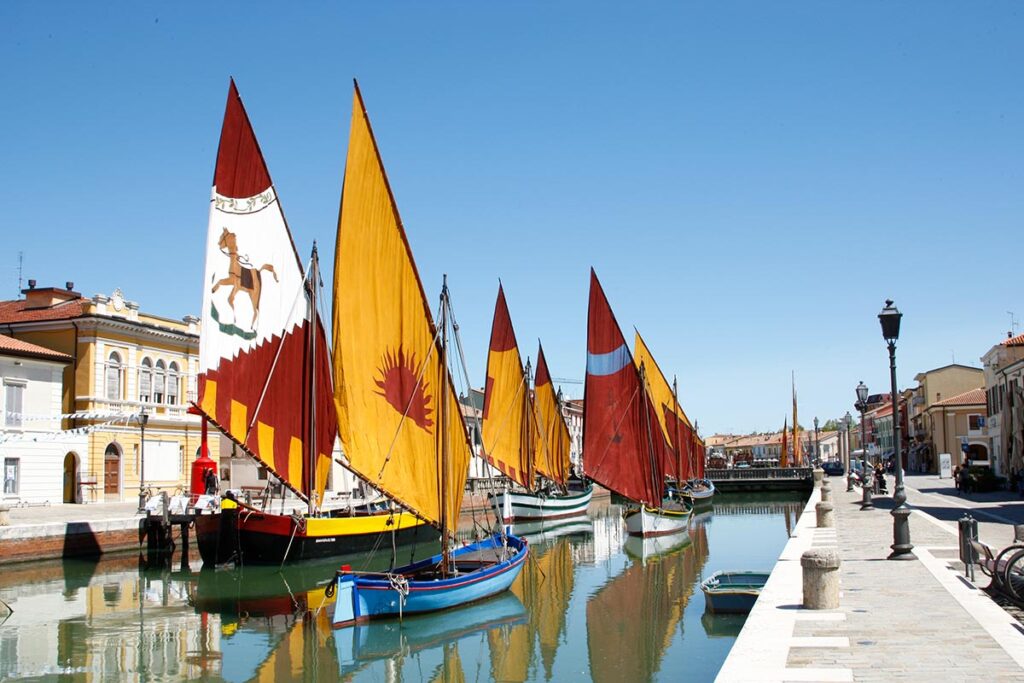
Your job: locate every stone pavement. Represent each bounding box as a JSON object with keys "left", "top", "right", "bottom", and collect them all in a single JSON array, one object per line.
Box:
[{"left": 717, "top": 473, "right": 1024, "bottom": 682}]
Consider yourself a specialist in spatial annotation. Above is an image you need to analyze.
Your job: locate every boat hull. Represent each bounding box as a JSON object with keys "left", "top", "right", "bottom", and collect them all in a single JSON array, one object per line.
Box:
[
  {"left": 623, "top": 505, "right": 690, "bottom": 537},
  {"left": 489, "top": 484, "right": 593, "bottom": 522},
  {"left": 332, "top": 534, "right": 529, "bottom": 627},
  {"left": 701, "top": 570, "right": 770, "bottom": 614},
  {"left": 195, "top": 508, "right": 428, "bottom": 566},
  {"left": 682, "top": 480, "right": 715, "bottom": 508}
]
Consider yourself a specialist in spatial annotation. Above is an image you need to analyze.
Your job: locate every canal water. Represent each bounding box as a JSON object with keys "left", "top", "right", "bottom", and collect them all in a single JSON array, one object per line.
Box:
[{"left": 0, "top": 493, "right": 804, "bottom": 681}]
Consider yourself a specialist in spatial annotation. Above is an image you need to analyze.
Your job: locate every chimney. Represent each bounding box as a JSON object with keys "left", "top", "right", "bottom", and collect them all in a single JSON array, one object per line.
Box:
[
  {"left": 66, "top": 281, "right": 74, "bottom": 291},
  {"left": 27, "top": 279, "right": 36, "bottom": 289}
]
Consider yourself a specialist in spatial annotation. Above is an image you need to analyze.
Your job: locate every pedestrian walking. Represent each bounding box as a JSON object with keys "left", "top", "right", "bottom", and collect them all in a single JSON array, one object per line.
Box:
[
  {"left": 959, "top": 461, "right": 971, "bottom": 495},
  {"left": 953, "top": 464, "right": 961, "bottom": 493}
]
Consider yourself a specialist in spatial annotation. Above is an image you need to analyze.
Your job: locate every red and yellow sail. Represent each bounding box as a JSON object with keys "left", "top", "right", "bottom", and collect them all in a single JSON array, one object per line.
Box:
[
  {"left": 533, "top": 344, "right": 571, "bottom": 488},
  {"left": 633, "top": 331, "right": 693, "bottom": 483},
  {"left": 331, "top": 83, "right": 473, "bottom": 533},
  {"left": 584, "top": 269, "right": 666, "bottom": 507},
  {"left": 197, "top": 80, "right": 334, "bottom": 505},
  {"left": 481, "top": 285, "right": 533, "bottom": 488}
]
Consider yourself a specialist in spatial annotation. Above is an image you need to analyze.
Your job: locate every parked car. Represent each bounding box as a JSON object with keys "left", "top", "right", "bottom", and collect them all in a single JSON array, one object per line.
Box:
[{"left": 821, "top": 460, "right": 845, "bottom": 476}]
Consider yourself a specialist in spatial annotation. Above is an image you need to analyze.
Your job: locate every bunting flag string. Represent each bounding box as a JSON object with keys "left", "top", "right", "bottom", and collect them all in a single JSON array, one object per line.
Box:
[
  {"left": 4, "top": 410, "right": 144, "bottom": 423},
  {"left": 0, "top": 414, "right": 139, "bottom": 446}
]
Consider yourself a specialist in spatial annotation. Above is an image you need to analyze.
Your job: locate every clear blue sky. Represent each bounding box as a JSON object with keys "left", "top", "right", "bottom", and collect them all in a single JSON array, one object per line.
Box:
[{"left": 3, "top": 2, "right": 1021, "bottom": 435}]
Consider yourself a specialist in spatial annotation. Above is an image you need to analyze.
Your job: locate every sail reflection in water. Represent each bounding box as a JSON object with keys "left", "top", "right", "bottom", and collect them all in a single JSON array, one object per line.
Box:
[
  {"left": 0, "top": 495, "right": 805, "bottom": 681},
  {"left": 587, "top": 514, "right": 710, "bottom": 683}
]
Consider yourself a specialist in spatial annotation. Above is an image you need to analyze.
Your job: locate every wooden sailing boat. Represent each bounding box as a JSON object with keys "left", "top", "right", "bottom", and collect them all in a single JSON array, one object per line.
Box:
[
  {"left": 583, "top": 270, "right": 689, "bottom": 537},
  {"left": 192, "top": 80, "right": 425, "bottom": 566},
  {"left": 633, "top": 331, "right": 715, "bottom": 508},
  {"left": 330, "top": 82, "right": 528, "bottom": 627},
  {"left": 483, "top": 285, "right": 592, "bottom": 522}
]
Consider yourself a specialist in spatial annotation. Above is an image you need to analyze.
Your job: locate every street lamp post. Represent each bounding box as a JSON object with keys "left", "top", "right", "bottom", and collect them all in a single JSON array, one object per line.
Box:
[
  {"left": 844, "top": 411, "right": 854, "bottom": 491},
  {"left": 856, "top": 381, "right": 873, "bottom": 510},
  {"left": 879, "top": 299, "right": 914, "bottom": 560},
  {"left": 814, "top": 416, "right": 820, "bottom": 465},
  {"left": 137, "top": 409, "right": 149, "bottom": 514}
]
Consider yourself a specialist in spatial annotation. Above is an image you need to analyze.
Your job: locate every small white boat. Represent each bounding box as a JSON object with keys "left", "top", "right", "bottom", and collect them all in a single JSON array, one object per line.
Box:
[
  {"left": 623, "top": 504, "right": 690, "bottom": 538},
  {"left": 701, "top": 570, "right": 770, "bottom": 614},
  {"left": 680, "top": 479, "right": 716, "bottom": 508},
  {"left": 490, "top": 483, "right": 593, "bottom": 522}
]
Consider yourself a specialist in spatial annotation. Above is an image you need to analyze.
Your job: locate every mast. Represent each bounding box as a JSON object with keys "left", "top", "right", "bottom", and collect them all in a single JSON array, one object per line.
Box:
[
  {"left": 523, "top": 357, "right": 534, "bottom": 491},
  {"left": 307, "top": 243, "right": 319, "bottom": 514},
  {"left": 639, "top": 362, "right": 661, "bottom": 508},
  {"left": 673, "top": 376, "right": 682, "bottom": 486},
  {"left": 439, "top": 275, "right": 451, "bottom": 576}
]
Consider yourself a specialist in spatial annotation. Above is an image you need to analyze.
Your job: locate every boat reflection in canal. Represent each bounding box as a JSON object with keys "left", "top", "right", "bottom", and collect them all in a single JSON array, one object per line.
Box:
[{"left": 0, "top": 494, "right": 804, "bottom": 681}]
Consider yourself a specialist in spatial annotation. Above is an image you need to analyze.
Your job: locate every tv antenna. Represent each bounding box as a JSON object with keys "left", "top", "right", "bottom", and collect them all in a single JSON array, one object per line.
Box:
[
  {"left": 16, "top": 252, "right": 23, "bottom": 298},
  {"left": 1009, "top": 311, "right": 1019, "bottom": 336}
]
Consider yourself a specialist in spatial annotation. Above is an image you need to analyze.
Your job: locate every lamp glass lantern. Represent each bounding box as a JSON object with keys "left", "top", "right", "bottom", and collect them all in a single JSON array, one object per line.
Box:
[
  {"left": 856, "top": 381, "right": 869, "bottom": 406},
  {"left": 879, "top": 299, "right": 902, "bottom": 343}
]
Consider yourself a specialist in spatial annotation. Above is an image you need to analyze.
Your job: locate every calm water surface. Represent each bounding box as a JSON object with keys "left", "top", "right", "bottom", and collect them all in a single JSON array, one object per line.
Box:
[{"left": 0, "top": 494, "right": 804, "bottom": 681}]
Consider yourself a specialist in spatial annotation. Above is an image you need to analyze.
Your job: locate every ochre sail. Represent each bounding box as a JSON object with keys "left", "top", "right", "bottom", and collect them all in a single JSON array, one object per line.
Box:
[
  {"left": 332, "top": 84, "right": 472, "bottom": 532},
  {"left": 481, "top": 285, "right": 532, "bottom": 488},
  {"left": 583, "top": 269, "right": 665, "bottom": 507},
  {"left": 197, "top": 80, "right": 334, "bottom": 504},
  {"left": 533, "top": 344, "right": 571, "bottom": 487},
  {"left": 633, "top": 331, "right": 693, "bottom": 482}
]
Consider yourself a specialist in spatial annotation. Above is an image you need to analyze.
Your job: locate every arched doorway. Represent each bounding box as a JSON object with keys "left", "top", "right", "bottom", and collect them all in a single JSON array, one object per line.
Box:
[
  {"left": 63, "top": 452, "right": 80, "bottom": 503},
  {"left": 966, "top": 443, "right": 990, "bottom": 467},
  {"left": 103, "top": 443, "right": 121, "bottom": 500}
]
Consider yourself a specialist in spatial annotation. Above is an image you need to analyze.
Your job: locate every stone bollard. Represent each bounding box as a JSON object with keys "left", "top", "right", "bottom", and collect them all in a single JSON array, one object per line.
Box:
[
  {"left": 802, "top": 548, "right": 841, "bottom": 609},
  {"left": 813, "top": 467, "right": 824, "bottom": 488},
  {"left": 0, "top": 505, "right": 9, "bottom": 526},
  {"left": 815, "top": 501, "right": 834, "bottom": 528},
  {"left": 821, "top": 480, "right": 832, "bottom": 503}
]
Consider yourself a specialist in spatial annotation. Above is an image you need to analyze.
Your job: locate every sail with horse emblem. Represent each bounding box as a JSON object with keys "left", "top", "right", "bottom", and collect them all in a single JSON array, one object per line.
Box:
[{"left": 193, "top": 80, "right": 425, "bottom": 566}]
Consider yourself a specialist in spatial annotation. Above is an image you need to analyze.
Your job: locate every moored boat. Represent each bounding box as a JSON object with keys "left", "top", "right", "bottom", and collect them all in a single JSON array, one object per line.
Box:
[
  {"left": 582, "top": 270, "right": 690, "bottom": 538},
  {"left": 482, "top": 286, "right": 593, "bottom": 523},
  {"left": 192, "top": 81, "right": 425, "bottom": 567},
  {"left": 701, "top": 570, "right": 770, "bottom": 614},
  {"left": 329, "top": 82, "right": 527, "bottom": 627},
  {"left": 491, "top": 483, "right": 593, "bottom": 523}
]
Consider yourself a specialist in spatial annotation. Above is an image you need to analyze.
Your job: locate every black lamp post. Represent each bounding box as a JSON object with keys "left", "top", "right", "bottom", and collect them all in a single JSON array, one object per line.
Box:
[
  {"left": 137, "top": 409, "right": 149, "bottom": 514},
  {"left": 856, "top": 381, "right": 873, "bottom": 510},
  {"left": 813, "top": 416, "right": 820, "bottom": 465},
  {"left": 844, "top": 411, "right": 854, "bottom": 491},
  {"left": 879, "top": 299, "right": 914, "bottom": 559}
]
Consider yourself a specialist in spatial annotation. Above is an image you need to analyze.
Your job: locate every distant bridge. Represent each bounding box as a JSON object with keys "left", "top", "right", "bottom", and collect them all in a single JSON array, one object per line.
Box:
[{"left": 707, "top": 467, "right": 814, "bottom": 493}]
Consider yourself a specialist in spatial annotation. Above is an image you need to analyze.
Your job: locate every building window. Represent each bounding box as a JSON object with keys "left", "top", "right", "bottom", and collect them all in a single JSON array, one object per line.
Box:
[
  {"left": 105, "top": 352, "right": 123, "bottom": 401},
  {"left": 3, "top": 457, "right": 18, "bottom": 495},
  {"left": 167, "top": 362, "right": 179, "bottom": 405},
  {"left": 154, "top": 360, "right": 166, "bottom": 404},
  {"left": 139, "top": 357, "right": 152, "bottom": 403},
  {"left": 4, "top": 382, "right": 25, "bottom": 428},
  {"left": 968, "top": 414, "right": 984, "bottom": 431}
]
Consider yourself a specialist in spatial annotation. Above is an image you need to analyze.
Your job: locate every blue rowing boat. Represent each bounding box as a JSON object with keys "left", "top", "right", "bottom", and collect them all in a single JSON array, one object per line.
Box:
[
  {"left": 701, "top": 570, "right": 770, "bottom": 614},
  {"left": 332, "top": 533, "right": 529, "bottom": 626}
]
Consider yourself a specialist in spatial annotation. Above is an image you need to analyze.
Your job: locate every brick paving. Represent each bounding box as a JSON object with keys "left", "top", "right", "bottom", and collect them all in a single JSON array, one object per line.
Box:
[{"left": 718, "top": 473, "right": 1024, "bottom": 682}]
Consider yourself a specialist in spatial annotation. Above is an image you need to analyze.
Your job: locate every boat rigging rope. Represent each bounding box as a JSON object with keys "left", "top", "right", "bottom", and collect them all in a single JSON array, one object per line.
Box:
[
  {"left": 279, "top": 512, "right": 305, "bottom": 570},
  {"left": 388, "top": 572, "right": 410, "bottom": 620}
]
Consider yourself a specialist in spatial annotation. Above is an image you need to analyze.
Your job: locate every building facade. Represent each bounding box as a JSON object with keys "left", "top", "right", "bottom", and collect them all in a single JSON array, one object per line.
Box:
[
  {"left": 981, "top": 334, "right": 1024, "bottom": 477},
  {"left": 907, "top": 364, "right": 985, "bottom": 473},
  {"left": 0, "top": 283, "right": 209, "bottom": 503},
  {"left": 0, "top": 335, "right": 88, "bottom": 504}
]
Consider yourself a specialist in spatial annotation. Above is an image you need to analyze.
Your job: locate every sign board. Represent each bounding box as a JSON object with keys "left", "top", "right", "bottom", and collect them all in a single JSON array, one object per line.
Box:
[
  {"left": 939, "top": 452, "right": 952, "bottom": 479},
  {"left": 961, "top": 443, "right": 970, "bottom": 454}
]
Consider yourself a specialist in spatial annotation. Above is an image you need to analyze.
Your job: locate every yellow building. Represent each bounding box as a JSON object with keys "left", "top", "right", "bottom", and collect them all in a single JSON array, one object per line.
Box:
[{"left": 0, "top": 282, "right": 212, "bottom": 503}]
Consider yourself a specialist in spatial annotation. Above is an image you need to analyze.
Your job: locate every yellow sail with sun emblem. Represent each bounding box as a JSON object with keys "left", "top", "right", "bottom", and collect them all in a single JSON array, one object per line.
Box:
[{"left": 332, "top": 83, "right": 473, "bottom": 533}]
